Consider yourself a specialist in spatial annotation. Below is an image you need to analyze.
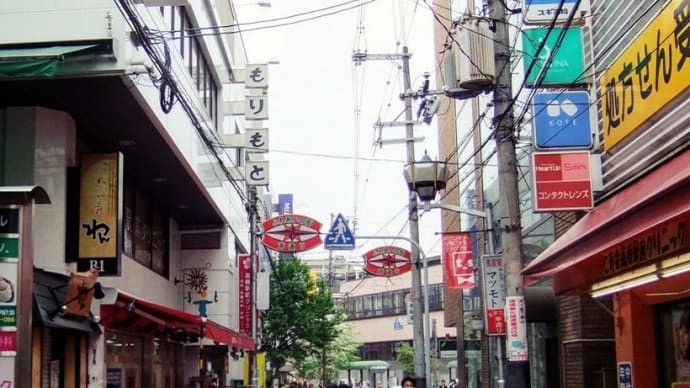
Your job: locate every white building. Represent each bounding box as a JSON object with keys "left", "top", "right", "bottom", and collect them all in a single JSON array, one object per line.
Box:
[{"left": 0, "top": 1, "right": 265, "bottom": 387}]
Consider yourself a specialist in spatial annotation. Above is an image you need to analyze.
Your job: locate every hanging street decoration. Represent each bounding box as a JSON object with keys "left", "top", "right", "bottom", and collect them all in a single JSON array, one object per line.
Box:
[
  {"left": 260, "top": 214, "right": 322, "bottom": 253},
  {"left": 362, "top": 246, "right": 412, "bottom": 277}
]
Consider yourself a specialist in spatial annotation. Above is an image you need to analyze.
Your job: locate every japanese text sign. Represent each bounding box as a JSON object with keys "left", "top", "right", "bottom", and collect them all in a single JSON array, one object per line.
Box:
[
  {"left": 601, "top": 0, "right": 690, "bottom": 151},
  {"left": 238, "top": 253, "right": 252, "bottom": 336},
  {"left": 532, "top": 151, "right": 593, "bottom": 212},
  {"left": 480, "top": 255, "right": 506, "bottom": 336},
  {"left": 442, "top": 233, "right": 474, "bottom": 289},
  {"left": 618, "top": 362, "right": 633, "bottom": 388},
  {"left": 245, "top": 64, "right": 268, "bottom": 89},
  {"left": 78, "top": 153, "right": 122, "bottom": 276},
  {"left": 506, "top": 296, "right": 528, "bottom": 361},
  {"left": 524, "top": 0, "right": 589, "bottom": 24}
]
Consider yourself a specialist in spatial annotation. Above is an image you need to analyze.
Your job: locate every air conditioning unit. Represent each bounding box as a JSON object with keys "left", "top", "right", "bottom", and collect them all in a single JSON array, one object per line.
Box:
[{"left": 453, "top": 18, "right": 496, "bottom": 90}]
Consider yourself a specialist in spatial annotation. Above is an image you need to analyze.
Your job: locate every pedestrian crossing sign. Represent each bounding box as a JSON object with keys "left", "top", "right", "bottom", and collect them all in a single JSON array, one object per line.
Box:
[{"left": 324, "top": 213, "right": 355, "bottom": 250}]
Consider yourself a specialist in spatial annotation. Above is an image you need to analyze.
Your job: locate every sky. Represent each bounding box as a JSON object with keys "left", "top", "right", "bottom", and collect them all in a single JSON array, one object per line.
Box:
[{"left": 235, "top": 0, "right": 451, "bottom": 263}]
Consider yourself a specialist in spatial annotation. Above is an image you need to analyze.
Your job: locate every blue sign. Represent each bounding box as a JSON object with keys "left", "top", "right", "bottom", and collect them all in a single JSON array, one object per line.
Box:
[
  {"left": 393, "top": 318, "right": 403, "bottom": 331},
  {"left": 618, "top": 362, "right": 632, "bottom": 388},
  {"left": 533, "top": 91, "right": 592, "bottom": 149},
  {"left": 324, "top": 213, "right": 355, "bottom": 250},
  {"left": 277, "top": 194, "right": 293, "bottom": 214}
]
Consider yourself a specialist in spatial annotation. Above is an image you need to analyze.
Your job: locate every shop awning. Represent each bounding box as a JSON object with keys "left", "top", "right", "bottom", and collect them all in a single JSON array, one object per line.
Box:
[
  {"left": 100, "top": 291, "right": 255, "bottom": 350},
  {"left": 522, "top": 149, "right": 690, "bottom": 293},
  {"left": 0, "top": 43, "right": 107, "bottom": 77}
]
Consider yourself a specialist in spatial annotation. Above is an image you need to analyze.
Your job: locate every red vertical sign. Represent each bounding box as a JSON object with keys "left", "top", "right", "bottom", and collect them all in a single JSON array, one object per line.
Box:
[
  {"left": 238, "top": 254, "right": 252, "bottom": 336},
  {"left": 442, "top": 233, "right": 474, "bottom": 289}
]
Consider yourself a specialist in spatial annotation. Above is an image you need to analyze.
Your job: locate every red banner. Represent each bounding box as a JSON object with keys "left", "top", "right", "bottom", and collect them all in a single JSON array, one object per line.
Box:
[
  {"left": 442, "top": 233, "right": 474, "bottom": 289},
  {"left": 532, "top": 151, "right": 593, "bottom": 212},
  {"left": 238, "top": 254, "right": 252, "bottom": 336}
]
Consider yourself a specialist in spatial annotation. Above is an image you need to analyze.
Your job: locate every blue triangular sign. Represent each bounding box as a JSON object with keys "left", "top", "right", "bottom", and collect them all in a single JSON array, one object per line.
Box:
[{"left": 324, "top": 213, "right": 355, "bottom": 250}]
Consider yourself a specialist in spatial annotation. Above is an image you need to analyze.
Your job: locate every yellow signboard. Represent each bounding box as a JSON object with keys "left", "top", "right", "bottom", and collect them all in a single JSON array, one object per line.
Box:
[
  {"left": 600, "top": 0, "right": 690, "bottom": 150},
  {"left": 78, "top": 153, "right": 120, "bottom": 260}
]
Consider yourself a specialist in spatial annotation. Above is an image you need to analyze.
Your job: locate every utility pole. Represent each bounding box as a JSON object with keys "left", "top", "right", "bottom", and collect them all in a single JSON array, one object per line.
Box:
[
  {"left": 248, "top": 186, "right": 259, "bottom": 388},
  {"left": 353, "top": 46, "right": 428, "bottom": 388},
  {"left": 489, "top": 0, "right": 530, "bottom": 386},
  {"left": 401, "top": 45, "right": 427, "bottom": 388}
]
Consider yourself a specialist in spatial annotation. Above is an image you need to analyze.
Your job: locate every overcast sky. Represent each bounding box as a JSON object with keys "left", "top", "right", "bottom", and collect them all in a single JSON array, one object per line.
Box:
[{"left": 235, "top": 0, "right": 453, "bottom": 262}]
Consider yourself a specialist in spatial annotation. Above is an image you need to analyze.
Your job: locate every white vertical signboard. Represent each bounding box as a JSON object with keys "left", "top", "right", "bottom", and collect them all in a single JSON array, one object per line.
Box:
[
  {"left": 505, "top": 296, "right": 528, "bottom": 361},
  {"left": 480, "top": 255, "right": 506, "bottom": 336}
]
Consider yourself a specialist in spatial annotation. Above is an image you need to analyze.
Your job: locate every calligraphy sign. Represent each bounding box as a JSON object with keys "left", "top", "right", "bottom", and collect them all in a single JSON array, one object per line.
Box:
[
  {"left": 362, "top": 246, "right": 412, "bottom": 277},
  {"left": 77, "top": 153, "right": 122, "bottom": 276},
  {"left": 261, "top": 214, "right": 322, "bottom": 253}
]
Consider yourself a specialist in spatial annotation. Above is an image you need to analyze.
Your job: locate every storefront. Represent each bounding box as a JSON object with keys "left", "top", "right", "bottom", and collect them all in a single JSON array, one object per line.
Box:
[
  {"left": 522, "top": 149, "right": 690, "bottom": 387},
  {"left": 100, "top": 290, "right": 254, "bottom": 388}
]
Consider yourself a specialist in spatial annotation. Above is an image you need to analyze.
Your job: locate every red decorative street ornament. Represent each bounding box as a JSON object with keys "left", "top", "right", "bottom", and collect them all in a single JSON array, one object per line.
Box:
[
  {"left": 362, "top": 246, "right": 412, "bottom": 277},
  {"left": 261, "top": 214, "right": 323, "bottom": 253}
]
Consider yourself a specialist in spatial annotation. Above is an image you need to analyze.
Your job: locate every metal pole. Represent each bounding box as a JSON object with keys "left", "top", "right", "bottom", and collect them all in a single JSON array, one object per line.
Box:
[
  {"left": 249, "top": 187, "right": 259, "bottom": 388},
  {"left": 484, "top": 205, "right": 504, "bottom": 388},
  {"left": 488, "top": 0, "right": 529, "bottom": 385},
  {"left": 400, "top": 45, "right": 427, "bottom": 388}
]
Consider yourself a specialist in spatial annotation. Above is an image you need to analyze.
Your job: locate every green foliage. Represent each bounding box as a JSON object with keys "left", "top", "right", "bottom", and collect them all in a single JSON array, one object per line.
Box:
[
  {"left": 396, "top": 342, "right": 415, "bottom": 377},
  {"left": 260, "top": 257, "right": 360, "bottom": 384},
  {"left": 298, "top": 323, "right": 361, "bottom": 384}
]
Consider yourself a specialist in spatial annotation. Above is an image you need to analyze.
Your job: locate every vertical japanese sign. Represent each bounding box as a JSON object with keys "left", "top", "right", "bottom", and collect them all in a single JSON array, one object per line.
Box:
[
  {"left": 505, "top": 296, "right": 528, "bottom": 361},
  {"left": 238, "top": 254, "right": 252, "bottom": 336},
  {"left": 601, "top": 0, "right": 690, "bottom": 151},
  {"left": 442, "top": 233, "right": 474, "bottom": 289},
  {"left": 480, "top": 255, "right": 506, "bottom": 336},
  {"left": 618, "top": 362, "right": 633, "bottom": 388},
  {"left": 532, "top": 151, "right": 593, "bottom": 211},
  {"left": 78, "top": 153, "right": 123, "bottom": 276},
  {"left": 0, "top": 206, "right": 20, "bottom": 386}
]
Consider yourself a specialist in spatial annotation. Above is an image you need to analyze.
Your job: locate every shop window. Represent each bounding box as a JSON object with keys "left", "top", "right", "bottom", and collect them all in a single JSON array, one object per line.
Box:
[{"left": 658, "top": 301, "right": 690, "bottom": 386}]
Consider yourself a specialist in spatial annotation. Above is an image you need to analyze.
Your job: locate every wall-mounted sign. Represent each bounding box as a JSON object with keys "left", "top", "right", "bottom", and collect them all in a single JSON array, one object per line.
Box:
[
  {"left": 0, "top": 330, "right": 16, "bottom": 353},
  {"left": 533, "top": 91, "right": 592, "bottom": 149},
  {"left": 77, "top": 153, "right": 122, "bottom": 276},
  {"left": 522, "top": 27, "right": 586, "bottom": 87},
  {"left": 362, "top": 246, "right": 412, "bottom": 277},
  {"left": 261, "top": 214, "right": 322, "bottom": 253},
  {"left": 618, "top": 362, "right": 633, "bottom": 388},
  {"left": 245, "top": 64, "right": 269, "bottom": 89},
  {"left": 480, "top": 255, "right": 506, "bottom": 336},
  {"left": 505, "top": 296, "right": 528, "bottom": 361},
  {"left": 238, "top": 254, "right": 252, "bottom": 336},
  {"left": 524, "top": 0, "right": 590, "bottom": 24},
  {"left": 600, "top": 0, "right": 690, "bottom": 151},
  {"left": 442, "top": 233, "right": 474, "bottom": 289},
  {"left": 532, "top": 151, "right": 593, "bottom": 212},
  {"left": 277, "top": 194, "right": 293, "bottom": 215},
  {"left": 245, "top": 160, "right": 269, "bottom": 186}
]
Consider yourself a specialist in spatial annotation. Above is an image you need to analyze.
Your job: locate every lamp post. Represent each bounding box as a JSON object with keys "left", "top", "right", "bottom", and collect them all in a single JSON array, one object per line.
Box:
[
  {"left": 404, "top": 156, "right": 503, "bottom": 388},
  {"left": 402, "top": 152, "right": 446, "bottom": 388}
]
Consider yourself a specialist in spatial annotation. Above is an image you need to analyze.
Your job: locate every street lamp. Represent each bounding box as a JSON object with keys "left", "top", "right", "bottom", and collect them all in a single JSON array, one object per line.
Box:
[
  {"left": 404, "top": 157, "right": 504, "bottom": 388},
  {"left": 402, "top": 152, "right": 448, "bottom": 388}
]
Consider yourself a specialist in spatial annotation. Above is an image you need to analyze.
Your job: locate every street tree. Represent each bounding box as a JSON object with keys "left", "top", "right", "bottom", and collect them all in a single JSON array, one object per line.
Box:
[
  {"left": 396, "top": 342, "right": 415, "bottom": 377},
  {"left": 298, "top": 322, "right": 361, "bottom": 384},
  {"left": 260, "top": 257, "right": 354, "bottom": 384}
]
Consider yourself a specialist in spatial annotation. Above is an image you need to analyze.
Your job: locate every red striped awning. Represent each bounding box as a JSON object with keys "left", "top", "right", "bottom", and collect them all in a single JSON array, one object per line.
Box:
[{"left": 100, "top": 290, "right": 254, "bottom": 350}]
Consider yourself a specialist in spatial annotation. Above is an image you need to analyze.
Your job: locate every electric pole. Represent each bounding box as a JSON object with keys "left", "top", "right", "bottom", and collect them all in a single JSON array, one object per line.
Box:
[
  {"left": 489, "top": 0, "right": 530, "bottom": 386},
  {"left": 353, "top": 46, "right": 428, "bottom": 388}
]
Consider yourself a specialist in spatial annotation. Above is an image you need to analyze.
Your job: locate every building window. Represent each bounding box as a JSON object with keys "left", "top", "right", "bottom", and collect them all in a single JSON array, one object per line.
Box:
[
  {"left": 341, "top": 283, "right": 444, "bottom": 321},
  {"left": 123, "top": 183, "right": 169, "bottom": 278}
]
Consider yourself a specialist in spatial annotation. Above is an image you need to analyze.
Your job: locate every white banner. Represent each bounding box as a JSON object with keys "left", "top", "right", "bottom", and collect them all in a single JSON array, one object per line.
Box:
[{"left": 505, "top": 296, "right": 528, "bottom": 361}]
